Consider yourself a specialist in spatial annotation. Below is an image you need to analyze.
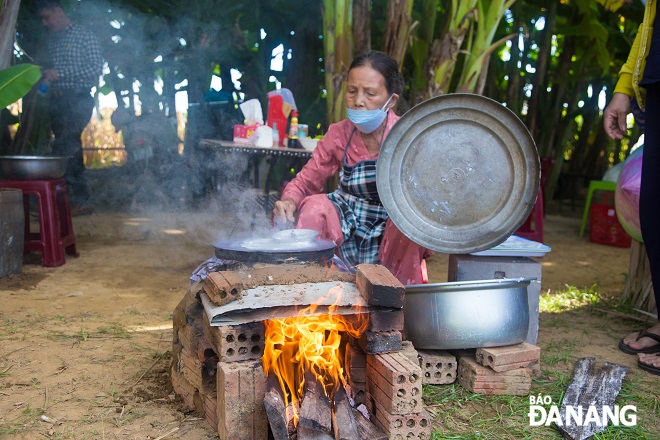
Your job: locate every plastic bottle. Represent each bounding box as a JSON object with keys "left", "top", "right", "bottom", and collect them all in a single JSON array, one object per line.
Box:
[
  {"left": 287, "top": 110, "right": 301, "bottom": 149},
  {"left": 272, "top": 122, "right": 280, "bottom": 147}
]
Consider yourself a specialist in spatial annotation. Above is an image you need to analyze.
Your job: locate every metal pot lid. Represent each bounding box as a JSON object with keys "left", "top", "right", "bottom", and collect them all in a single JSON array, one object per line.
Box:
[
  {"left": 377, "top": 94, "right": 539, "bottom": 254},
  {"left": 214, "top": 238, "right": 336, "bottom": 264}
]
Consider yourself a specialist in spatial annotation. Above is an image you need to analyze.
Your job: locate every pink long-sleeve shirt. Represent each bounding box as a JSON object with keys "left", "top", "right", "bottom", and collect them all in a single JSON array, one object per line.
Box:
[{"left": 281, "top": 111, "right": 400, "bottom": 206}]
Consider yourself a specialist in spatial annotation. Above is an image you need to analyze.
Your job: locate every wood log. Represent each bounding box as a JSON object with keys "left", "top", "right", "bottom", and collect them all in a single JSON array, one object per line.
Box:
[
  {"left": 351, "top": 408, "right": 388, "bottom": 440},
  {"left": 297, "top": 426, "right": 335, "bottom": 439},
  {"left": 331, "top": 385, "right": 360, "bottom": 440},
  {"left": 557, "top": 358, "right": 631, "bottom": 440},
  {"left": 299, "top": 371, "right": 332, "bottom": 434},
  {"left": 264, "top": 375, "right": 291, "bottom": 440}
]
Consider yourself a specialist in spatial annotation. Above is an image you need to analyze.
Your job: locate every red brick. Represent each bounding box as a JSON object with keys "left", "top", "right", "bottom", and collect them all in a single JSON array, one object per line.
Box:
[
  {"left": 368, "top": 309, "right": 404, "bottom": 332},
  {"left": 356, "top": 264, "right": 405, "bottom": 308},
  {"left": 366, "top": 352, "right": 422, "bottom": 415},
  {"left": 417, "top": 349, "right": 457, "bottom": 385},
  {"left": 203, "top": 271, "right": 244, "bottom": 306},
  {"left": 367, "top": 395, "right": 432, "bottom": 440},
  {"left": 217, "top": 360, "right": 268, "bottom": 440},
  {"left": 345, "top": 343, "right": 366, "bottom": 368},
  {"left": 358, "top": 330, "right": 402, "bottom": 354},
  {"left": 202, "top": 313, "right": 264, "bottom": 362},
  {"left": 476, "top": 342, "right": 540, "bottom": 372},
  {"left": 203, "top": 393, "right": 218, "bottom": 431},
  {"left": 171, "top": 364, "right": 197, "bottom": 411},
  {"left": 458, "top": 356, "right": 531, "bottom": 396}
]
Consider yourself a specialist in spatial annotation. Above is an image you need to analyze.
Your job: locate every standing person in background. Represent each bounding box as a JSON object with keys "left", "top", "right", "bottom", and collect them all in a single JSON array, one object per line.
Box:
[
  {"left": 36, "top": 0, "right": 103, "bottom": 216},
  {"left": 603, "top": 0, "right": 660, "bottom": 375},
  {"left": 273, "top": 51, "right": 431, "bottom": 285}
]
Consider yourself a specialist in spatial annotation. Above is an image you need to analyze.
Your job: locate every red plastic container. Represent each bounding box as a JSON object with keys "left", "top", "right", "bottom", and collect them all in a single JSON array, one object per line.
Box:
[
  {"left": 266, "top": 94, "right": 288, "bottom": 147},
  {"left": 589, "top": 197, "right": 632, "bottom": 248}
]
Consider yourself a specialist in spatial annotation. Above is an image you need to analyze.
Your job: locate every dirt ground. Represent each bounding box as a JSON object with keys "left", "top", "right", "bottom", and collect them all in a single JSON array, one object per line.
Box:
[{"left": 0, "top": 199, "right": 658, "bottom": 439}]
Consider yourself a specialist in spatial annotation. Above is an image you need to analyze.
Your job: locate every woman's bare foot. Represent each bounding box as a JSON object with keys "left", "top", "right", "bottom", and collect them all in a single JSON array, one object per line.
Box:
[
  {"left": 638, "top": 352, "right": 660, "bottom": 375},
  {"left": 620, "top": 322, "right": 660, "bottom": 353}
]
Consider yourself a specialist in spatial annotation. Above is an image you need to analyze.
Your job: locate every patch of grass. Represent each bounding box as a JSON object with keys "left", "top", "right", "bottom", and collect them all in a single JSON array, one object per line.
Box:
[
  {"left": 78, "top": 328, "right": 89, "bottom": 342},
  {"left": 540, "top": 285, "right": 600, "bottom": 313},
  {"left": 542, "top": 339, "right": 577, "bottom": 366},
  {"left": 426, "top": 367, "right": 658, "bottom": 439},
  {"left": 98, "top": 322, "right": 130, "bottom": 338}
]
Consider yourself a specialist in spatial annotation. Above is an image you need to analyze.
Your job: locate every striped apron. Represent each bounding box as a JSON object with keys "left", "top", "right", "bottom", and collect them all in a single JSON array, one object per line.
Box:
[{"left": 327, "top": 129, "right": 389, "bottom": 266}]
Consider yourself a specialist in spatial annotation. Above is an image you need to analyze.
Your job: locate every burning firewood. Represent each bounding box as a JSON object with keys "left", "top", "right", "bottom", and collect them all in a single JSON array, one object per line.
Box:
[
  {"left": 331, "top": 384, "right": 360, "bottom": 440},
  {"left": 351, "top": 408, "right": 388, "bottom": 440},
  {"left": 299, "top": 371, "right": 332, "bottom": 434},
  {"left": 264, "top": 375, "right": 294, "bottom": 440}
]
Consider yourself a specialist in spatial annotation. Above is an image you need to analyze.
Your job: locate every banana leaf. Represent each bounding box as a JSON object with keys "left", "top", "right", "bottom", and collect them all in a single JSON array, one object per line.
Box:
[{"left": 0, "top": 64, "right": 42, "bottom": 109}]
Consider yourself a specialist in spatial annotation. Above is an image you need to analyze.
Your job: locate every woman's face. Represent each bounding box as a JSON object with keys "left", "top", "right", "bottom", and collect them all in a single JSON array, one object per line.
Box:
[{"left": 345, "top": 65, "right": 398, "bottom": 111}]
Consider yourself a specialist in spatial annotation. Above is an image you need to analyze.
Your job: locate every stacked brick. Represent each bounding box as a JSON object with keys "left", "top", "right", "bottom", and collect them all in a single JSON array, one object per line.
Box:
[
  {"left": 171, "top": 288, "right": 269, "bottom": 439},
  {"left": 457, "top": 342, "right": 541, "bottom": 395},
  {"left": 400, "top": 341, "right": 458, "bottom": 386},
  {"left": 172, "top": 261, "right": 544, "bottom": 439},
  {"left": 354, "top": 265, "right": 432, "bottom": 440}
]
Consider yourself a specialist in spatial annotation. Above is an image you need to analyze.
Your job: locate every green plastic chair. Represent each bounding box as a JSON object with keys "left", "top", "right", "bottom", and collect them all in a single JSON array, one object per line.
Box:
[{"left": 579, "top": 180, "right": 618, "bottom": 238}]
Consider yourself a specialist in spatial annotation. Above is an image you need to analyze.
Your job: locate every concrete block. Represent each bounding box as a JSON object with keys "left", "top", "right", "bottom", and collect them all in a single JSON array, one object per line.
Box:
[{"left": 448, "top": 254, "right": 541, "bottom": 344}]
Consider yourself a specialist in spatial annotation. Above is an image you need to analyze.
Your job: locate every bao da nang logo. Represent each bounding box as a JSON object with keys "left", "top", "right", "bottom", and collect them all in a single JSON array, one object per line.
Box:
[{"left": 528, "top": 395, "right": 637, "bottom": 427}]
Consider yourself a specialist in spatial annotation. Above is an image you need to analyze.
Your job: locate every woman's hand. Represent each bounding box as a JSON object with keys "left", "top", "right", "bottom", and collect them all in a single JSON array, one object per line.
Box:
[
  {"left": 603, "top": 93, "right": 632, "bottom": 140},
  {"left": 273, "top": 198, "right": 297, "bottom": 224}
]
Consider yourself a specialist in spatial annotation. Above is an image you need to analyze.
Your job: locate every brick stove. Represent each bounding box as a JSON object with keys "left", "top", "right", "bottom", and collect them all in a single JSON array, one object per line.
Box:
[
  {"left": 172, "top": 262, "right": 541, "bottom": 439},
  {"left": 171, "top": 263, "right": 433, "bottom": 439}
]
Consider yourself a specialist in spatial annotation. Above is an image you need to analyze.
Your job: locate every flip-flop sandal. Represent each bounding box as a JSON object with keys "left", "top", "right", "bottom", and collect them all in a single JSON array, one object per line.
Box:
[
  {"left": 618, "top": 329, "right": 660, "bottom": 355},
  {"left": 638, "top": 353, "right": 660, "bottom": 376}
]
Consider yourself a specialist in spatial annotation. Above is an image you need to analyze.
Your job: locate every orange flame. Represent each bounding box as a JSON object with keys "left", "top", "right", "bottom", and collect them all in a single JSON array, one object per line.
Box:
[{"left": 261, "top": 285, "right": 369, "bottom": 424}]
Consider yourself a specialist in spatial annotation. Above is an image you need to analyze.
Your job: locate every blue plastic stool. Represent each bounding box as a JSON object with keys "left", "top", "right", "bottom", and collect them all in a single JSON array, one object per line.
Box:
[{"left": 579, "top": 180, "right": 617, "bottom": 238}]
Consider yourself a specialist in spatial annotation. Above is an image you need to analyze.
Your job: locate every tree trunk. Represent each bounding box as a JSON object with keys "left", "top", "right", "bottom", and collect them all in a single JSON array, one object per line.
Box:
[
  {"left": 622, "top": 241, "right": 658, "bottom": 315},
  {"left": 323, "top": 0, "right": 353, "bottom": 125},
  {"left": 382, "top": 0, "right": 414, "bottom": 69},
  {"left": 0, "top": 0, "right": 21, "bottom": 69},
  {"left": 426, "top": 3, "right": 476, "bottom": 100},
  {"left": 353, "top": 0, "right": 371, "bottom": 56}
]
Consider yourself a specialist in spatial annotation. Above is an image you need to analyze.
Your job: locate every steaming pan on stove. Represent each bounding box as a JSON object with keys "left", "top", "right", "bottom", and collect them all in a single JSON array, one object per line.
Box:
[
  {"left": 214, "top": 236, "right": 335, "bottom": 265},
  {"left": 377, "top": 94, "right": 540, "bottom": 254}
]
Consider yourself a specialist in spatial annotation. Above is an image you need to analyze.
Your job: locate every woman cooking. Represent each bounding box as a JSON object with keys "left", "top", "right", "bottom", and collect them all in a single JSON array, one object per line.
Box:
[{"left": 273, "top": 51, "right": 431, "bottom": 285}]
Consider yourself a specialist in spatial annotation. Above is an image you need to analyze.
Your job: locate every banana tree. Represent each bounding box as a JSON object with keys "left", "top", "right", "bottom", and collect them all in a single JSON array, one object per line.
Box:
[
  {"left": 455, "top": 0, "right": 517, "bottom": 94},
  {"left": 323, "top": 0, "right": 353, "bottom": 124}
]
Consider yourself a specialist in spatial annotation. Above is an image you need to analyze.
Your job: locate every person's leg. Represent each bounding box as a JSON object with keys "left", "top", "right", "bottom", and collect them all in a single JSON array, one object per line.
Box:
[
  {"left": 378, "top": 219, "right": 432, "bottom": 285},
  {"left": 50, "top": 91, "right": 93, "bottom": 207},
  {"left": 622, "top": 82, "right": 660, "bottom": 355},
  {"left": 296, "top": 194, "right": 344, "bottom": 245}
]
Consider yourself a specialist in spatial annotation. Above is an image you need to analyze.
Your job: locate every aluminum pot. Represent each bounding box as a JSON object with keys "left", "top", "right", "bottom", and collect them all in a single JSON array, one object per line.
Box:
[
  {"left": 0, "top": 156, "right": 68, "bottom": 180},
  {"left": 404, "top": 277, "right": 533, "bottom": 350}
]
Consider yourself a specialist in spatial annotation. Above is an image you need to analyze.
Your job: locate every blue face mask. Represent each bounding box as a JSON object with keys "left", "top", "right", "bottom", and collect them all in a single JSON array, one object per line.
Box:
[{"left": 346, "top": 94, "right": 394, "bottom": 133}]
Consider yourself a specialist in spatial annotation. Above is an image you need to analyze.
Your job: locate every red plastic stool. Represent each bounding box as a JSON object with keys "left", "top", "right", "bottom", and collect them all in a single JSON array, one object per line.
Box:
[
  {"left": 0, "top": 178, "right": 79, "bottom": 267},
  {"left": 515, "top": 188, "right": 544, "bottom": 243}
]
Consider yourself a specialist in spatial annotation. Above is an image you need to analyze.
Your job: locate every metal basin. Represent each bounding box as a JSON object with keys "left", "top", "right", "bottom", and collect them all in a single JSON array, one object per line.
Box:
[
  {"left": 404, "top": 278, "right": 533, "bottom": 349},
  {"left": 0, "top": 156, "right": 68, "bottom": 180}
]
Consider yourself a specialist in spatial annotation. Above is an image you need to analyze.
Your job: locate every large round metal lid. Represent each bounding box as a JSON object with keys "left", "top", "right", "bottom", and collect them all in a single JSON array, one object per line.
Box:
[{"left": 377, "top": 94, "right": 539, "bottom": 254}]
